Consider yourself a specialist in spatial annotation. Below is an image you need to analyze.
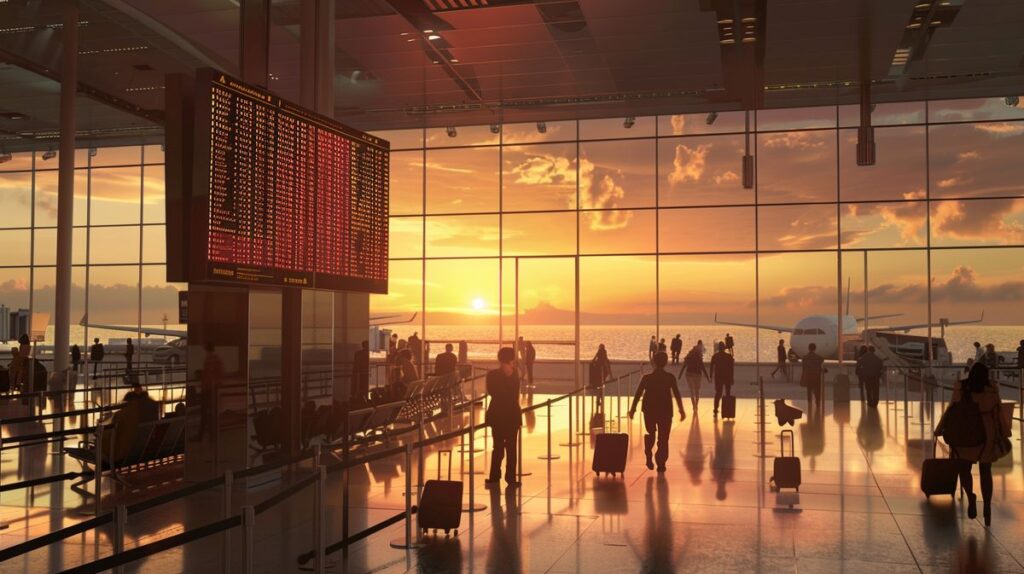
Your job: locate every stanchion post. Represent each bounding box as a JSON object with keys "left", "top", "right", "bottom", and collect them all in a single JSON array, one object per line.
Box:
[
  {"left": 560, "top": 386, "right": 579, "bottom": 447},
  {"left": 389, "top": 443, "right": 423, "bottom": 549},
  {"left": 94, "top": 423, "right": 104, "bottom": 516},
  {"left": 113, "top": 503, "right": 126, "bottom": 574},
  {"left": 242, "top": 505, "right": 255, "bottom": 574},
  {"left": 314, "top": 465, "right": 327, "bottom": 574},
  {"left": 538, "top": 400, "right": 560, "bottom": 461},
  {"left": 223, "top": 470, "right": 233, "bottom": 573}
]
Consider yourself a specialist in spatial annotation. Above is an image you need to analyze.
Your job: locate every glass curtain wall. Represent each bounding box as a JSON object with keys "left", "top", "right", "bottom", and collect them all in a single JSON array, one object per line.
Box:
[
  {"left": 0, "top": 145, "right": 182, "bottom": 365},
  {"left": 371, "top": 98, "right": 1024, "bottom": 375}
]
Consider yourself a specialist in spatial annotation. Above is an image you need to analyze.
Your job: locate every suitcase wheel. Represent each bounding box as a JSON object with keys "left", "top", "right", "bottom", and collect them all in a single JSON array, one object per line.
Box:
[
  {"left": 444, "top": 529, "right": 450, "bottom": 535},
  {"left": 454, "top": 529, "right": 459, "bottom": 536}
]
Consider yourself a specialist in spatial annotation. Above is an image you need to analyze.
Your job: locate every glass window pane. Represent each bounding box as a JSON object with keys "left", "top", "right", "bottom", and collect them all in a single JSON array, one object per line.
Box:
[
  {"left": 90, "top": 167, "right": 141, "bottom": 225},
  {"left": 502, "top": 121, "right": 576, "bottom": 144},
  {"left": 840, "top": 126, "right": 926, "bottom": 202},
  {"left": 90, "top": 226, "right": 141, "bottom": 264},
  {"left": 579, "top": 209, "right": 655, "bottom": 255},
  {"left": 0, "top": 172, "right": 33, "bottom": 227},
  {"left": 840, "top": 201, "right": 927, "bottom": 248},
  {"left": 143, "top": 166, "right": 165, "bottom": 223},
  {"left": 929, "top": 248, "right": 1024, "bottom": 361},
  {"left": 838, "top": 101, "right": 926, "bottom": 127},
  {"left": 426, "top": 125, "right": 497, "bottom": 148},
  {"left": 930, "top": 198, "right": 1024, "bottom": 247},
  {"left": 580, "top": 116, "right": 655, "bottom": 140},
  {"left": 425, "top": 215, "right": 499, "bottom": 257},
  {"left": 841, "top": 249, "right": 928, "bottom": 346},
  {"left": 88, "top": 265, "right": 140, "bottom": 329},
  {"left": 928, "top": 97, "right": 1024, "bottom": 123},
  {"left": 390, "top": 150, "right": 424, "bottom": 215},
  {"left": 425, "top": 147, "right": 498, "bottom": 214},
  {"left": 71, "top": 266, "right": 87, "bottom": 347},
  {"left": 389, "top": 216, "right": 423, "bottom": 259},
  {"left": 758, "top": 252, "right": 838, "bottom": 356},
  {"left": 142, "top": 225, "right": 166, "bottom": 263},
  {"left": 928, "top": 122, "right": 1024, "bottom": 199},
  {"left": 0, "top": 229, "right": 31, "bottom": 265},
  {"left": 141, "top": 265, "right": 181, "bottom": 328},
  {"left": 580, "top": 256, "right": 655, "bottom": 360},
  {"left": 143, "top": 144, "right": 164, "bottom": 165},
  {"left": 501, "top": 257, "right": 576, "bottom": 359},
  {"left": 657, "top": 111, "right": 746, "bottom": 136},
  {"left": 35, "top": 170, "right": 88, "bottom": 227},
  {"left": 425, "top": 259, "right": 499, "bottom": 356},
  {"left": 757, "top": 106, "right": 836, "bottom": 131},
  {"left": 0, "top": 151, "right": 34, "bottom": 172},
  {"left": 371, "top": 259, "right": 422, "bottom": 321},
  {"left": 660, "top": 254, "right": 756, "bottom": 360},
  {"left": 89, "top": 146, "right": 141, "bottom": 167},
  {"left": 32, "top": 267, "right": 55, "bottom": 342},
  {"left": 502, "top": 143, "right": 577, "bottom": 212},
  {"left": 502, "top": 212, "right": 576, "bottom": 256},
  {"left": 758, "top": 204, "right": 837, "bottom": 251},
  {"left": 658, "top": 134, "right": 751, "bottom": 207},
  {"left": 658, "top": 207, "right": 755, "bottom": 253},
  {"left": 0, "top": 268, "right": 31, "bottom": 313},
  {"left": 757, "top": 130, "right": 837, "bottom": 203},
  {"left": 580, "top": 139, "right": 655, "bottom": 209},
  {"left": 369, "top": 128, "right": 423, "bottom": 150}
]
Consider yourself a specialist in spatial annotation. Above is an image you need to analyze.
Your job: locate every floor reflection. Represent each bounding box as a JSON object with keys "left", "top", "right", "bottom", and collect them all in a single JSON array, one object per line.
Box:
[
  {"left": 486, "top": 487, "right": 522, "bottom": 574},
  {"left": 640, "top": 475, "right": 673, "bottom": 573},
  {"left": 711, "top": 420, "right": 735, "bottom": 501},
  {"left": 683, "top": 417, "right": 704, "bottom": 485}
]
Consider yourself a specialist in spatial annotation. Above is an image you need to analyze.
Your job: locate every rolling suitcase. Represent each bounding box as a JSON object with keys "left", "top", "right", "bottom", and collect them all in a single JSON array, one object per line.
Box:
[
  {"left": 771, "top": 430, "right": 801, "bottom": 491},
  {"left": 921, "top": 439, "right": 961, "bottom": 500},
  {"left": 592, "top": 432, "right": 628, "bottom": 478},
  {"left": 720, "top": 394, "right": 736, "bottom": 419},
  {"left": 418, "top": 450, "right": 463, "bottom": 536}
]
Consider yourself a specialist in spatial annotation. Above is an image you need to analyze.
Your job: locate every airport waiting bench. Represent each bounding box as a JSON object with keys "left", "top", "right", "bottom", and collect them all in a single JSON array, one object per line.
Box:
[{"left": 64, "top": 415, "right": 187, "bottom": 487}]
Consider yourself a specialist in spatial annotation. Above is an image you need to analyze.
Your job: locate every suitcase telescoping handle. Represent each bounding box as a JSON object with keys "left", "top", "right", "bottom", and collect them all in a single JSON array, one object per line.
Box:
[
  {"left": 437, "top": 449, "right": 453, "bottom": 481},
  {"left": 779, "top": 429, "right": 795, "bottom": 458}
]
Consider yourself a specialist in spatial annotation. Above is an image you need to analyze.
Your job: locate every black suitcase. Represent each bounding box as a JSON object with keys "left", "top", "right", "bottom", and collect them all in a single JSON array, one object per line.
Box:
[
  {"left": 771, "top": 430, "right": 801, "bottom": 491},
  {"left": 720, "top": 394, "right": 736, "bottom": 419},
  {"left": 418, "top": 450, "right": 463, "bottom": 535},
  {"left": 592, "top": 432, "right": 628, "bottom": 477},
  {"left": 921, "top": 439, "right": 961, "bottom": 499}
]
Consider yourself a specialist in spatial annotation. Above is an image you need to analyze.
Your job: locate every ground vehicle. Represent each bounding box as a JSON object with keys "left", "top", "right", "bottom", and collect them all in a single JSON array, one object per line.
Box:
[{"left": 153, "top": 338, "right": 187, "bottom": 365}]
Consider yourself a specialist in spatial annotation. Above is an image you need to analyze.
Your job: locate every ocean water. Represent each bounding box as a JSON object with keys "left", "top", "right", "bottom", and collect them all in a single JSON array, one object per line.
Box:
[
  {"left": 9, "top": 323, "right": 1021, "bottom": 366},
  {"left": 379, "top": 324, "right": 1024, "bottom": 364}
]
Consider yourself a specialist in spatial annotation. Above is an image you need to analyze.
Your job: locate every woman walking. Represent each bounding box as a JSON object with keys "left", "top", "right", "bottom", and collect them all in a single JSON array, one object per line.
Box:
[{"left": 679, "top": 344, "right": 709, "bottom": 413}]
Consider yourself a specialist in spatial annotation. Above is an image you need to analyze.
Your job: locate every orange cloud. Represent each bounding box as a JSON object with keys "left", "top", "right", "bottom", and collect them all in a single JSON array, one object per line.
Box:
[
  {"left": 973, "top": 123, "right": 1024, "bottom": 137},
  {"left": 668, "top": 143, "right": 709, "bottom": 185},
  {"left": 579, "top": 158, "right": 633, "bottom": 230},
  {"left": 761, "top": 131, "right": 826, "bottom": 150}
]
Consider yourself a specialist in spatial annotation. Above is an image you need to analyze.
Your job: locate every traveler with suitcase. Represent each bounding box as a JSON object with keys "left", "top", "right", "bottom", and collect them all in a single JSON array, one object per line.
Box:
[
  {"left": 709, "top": 342, "right": 735, "bottom": 419},
  {"left": 856, "top": 345, "right": 884, "bottom": 408},
  {"left": 935, "top": 362, "right": 1011, "bottom": 526},
  {"left": 629, "top": 351, "right": 685, "bottom": 472},
  {"left": 771, "top": 429, "right": 801, "bottom": 491},
  {"left": 485, "top": 347, "right": 522, "bottom": 488},
  {"left": 679, "top": 344, "right": 709, "bottom": 413}
]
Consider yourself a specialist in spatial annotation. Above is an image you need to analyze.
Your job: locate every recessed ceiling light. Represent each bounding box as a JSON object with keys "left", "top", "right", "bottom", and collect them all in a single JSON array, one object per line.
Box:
[
  {"left": 423, "top": 29, "right": 434, "bottom": 34},
  {"left": 427, "top": 34, "right": 441, "bottom": 40},
  {"left": 400, "top": 32, "right": 409, "bottom": 36},
  {"left": 450, "top": 58, "right": 459, "bottom": 63}
]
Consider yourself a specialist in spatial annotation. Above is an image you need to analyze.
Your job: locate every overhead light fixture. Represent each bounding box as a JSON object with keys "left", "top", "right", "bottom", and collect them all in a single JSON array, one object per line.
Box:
[
  {"left": 706, "top": 111, "right": 718, "bottom": 125},
  {"left": 423, "top": 29, "right": 434, "bottom": 34},
  {"left": 427, "top": 34, "right": 441, "bottom": 40},
  {"left": 42, "top": 149, "right": 56, "bottom": 160},
  {"left": 450, "top": 58, "right": 459, "bottom": 63},
  {"left": 489, "top": 124, "right": 500, "bottom": 134},
  {"left": 0, "top": 111, "right": 28, "bottom": 120},
  {"left": 623, "top": 116, "right": 635, "bottom": 129},
  {"left": 446, "top": 126, "right": 457, "bottom": 138},
  {"left": 536, "top": 122, "right": 547, "bottom": 134},
  {"left": 88, "top": 147, "right": 97, "bottom": 157},
  {"left": 1004, "top": 96, "right": 1020, "bottom": 107}
]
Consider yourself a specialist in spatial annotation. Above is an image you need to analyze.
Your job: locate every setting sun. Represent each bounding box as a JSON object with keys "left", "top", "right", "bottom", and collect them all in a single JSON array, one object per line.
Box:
[{"left": 471, "top": 297, "right": 486, "bottom": 311}]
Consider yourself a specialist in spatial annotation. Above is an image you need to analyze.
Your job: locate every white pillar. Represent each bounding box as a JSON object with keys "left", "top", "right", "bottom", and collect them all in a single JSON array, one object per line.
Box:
[{"left": 54, "top": 0, "right": 79, "bottom": 373}]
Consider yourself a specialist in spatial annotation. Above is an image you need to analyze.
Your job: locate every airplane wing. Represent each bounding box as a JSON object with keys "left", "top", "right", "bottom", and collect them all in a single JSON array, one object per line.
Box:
[
  {"left": 714, "top": 313, "right": 794, "bottom": 333},
  {"left": 79, "top": 315, "right": 186, "bottom": 338},
  {"left": 856, "top": 313, "right": 902, "bottom": 323},
  {"left": 370, "top": 312, "right": 417, "bottom": 326},
  {"left": 873, "top": 312, "right": 984, "bottom": 334}
]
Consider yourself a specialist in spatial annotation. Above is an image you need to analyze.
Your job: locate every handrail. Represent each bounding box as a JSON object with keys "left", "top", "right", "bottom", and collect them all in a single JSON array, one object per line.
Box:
[
  {"left": 297, "top": 507, "right": 414, "bottom": 566},
  {"left": 0, "top": 471, "right": 92, "bottom": 493}
]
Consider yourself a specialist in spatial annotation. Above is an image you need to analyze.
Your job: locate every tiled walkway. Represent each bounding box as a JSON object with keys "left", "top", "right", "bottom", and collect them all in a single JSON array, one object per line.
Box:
[{"left": 2, "top": 389, "right": 1023, "bottom": 573}]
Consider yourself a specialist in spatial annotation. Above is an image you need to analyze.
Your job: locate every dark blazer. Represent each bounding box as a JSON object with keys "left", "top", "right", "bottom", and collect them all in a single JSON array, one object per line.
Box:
[
  {"left": 630, "top": 370, "right": 683, "bottom": 418},
  {"left": 709, "top": 351, "right": 735, "bottom": 385},
  {"left": 435, "top": 351, "right": 458, "bottom": 375},
  {"left": 801, "top": 351, "right": 825, "bottom": 386},
  {"left": 485, "top": 368, "right": 522, "bottom": 429}
]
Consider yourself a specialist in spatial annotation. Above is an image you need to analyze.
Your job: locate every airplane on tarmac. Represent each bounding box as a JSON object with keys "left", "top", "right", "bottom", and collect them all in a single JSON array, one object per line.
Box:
[{"left": 714, "top": 283, "right": 983, "bottom": 359}]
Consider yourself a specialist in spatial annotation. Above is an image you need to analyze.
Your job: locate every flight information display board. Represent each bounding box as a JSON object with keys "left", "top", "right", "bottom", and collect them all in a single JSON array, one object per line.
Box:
[{"left": 191, "top": 68, "right": 389, "bottom": 292}]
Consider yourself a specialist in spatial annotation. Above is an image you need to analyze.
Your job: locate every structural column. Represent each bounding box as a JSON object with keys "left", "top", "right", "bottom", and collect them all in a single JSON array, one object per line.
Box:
[{"left": 54, "top": 0, "right": 78, "bottom": 373}]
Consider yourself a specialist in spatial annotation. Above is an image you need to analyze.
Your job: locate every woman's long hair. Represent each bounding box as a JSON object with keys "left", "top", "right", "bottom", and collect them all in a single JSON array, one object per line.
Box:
[{"left": 964, "top": 362, "right": 989, "bottom": 394}]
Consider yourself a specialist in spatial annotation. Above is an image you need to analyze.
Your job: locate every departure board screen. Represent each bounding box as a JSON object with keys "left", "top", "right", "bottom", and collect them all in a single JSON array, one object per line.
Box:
[{"left": 191, "top": 69, "right": 389, "bottom": 292}]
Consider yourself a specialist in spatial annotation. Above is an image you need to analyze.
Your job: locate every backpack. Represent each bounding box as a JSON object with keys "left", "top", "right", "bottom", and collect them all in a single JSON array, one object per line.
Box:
[{"left": 940, "top": 391, "right": 986, "bottom": 449}]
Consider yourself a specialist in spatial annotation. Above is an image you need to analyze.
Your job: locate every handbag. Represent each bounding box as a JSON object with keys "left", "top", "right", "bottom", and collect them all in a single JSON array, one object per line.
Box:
[{"left": 994, "top": 403, "right": 1013, "bottom": 459}]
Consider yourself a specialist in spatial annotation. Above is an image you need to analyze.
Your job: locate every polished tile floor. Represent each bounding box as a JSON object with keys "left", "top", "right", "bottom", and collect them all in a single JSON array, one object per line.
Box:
[{"left": 2, "top": 387, "right": 1024, "bottom": 573}]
